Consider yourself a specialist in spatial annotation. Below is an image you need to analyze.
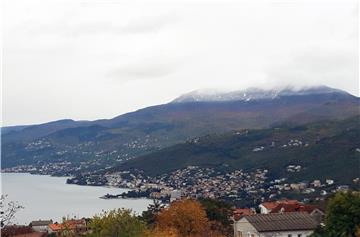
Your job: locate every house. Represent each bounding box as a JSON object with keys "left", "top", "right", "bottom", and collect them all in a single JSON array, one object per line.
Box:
[
  {"left": 259, "top": 200, "right": 299, "bottom": 214},
  {"left": 48, "top": 219, "right": 87, "bottom": 236},
  {"left": 1, "top": 225, "right": 46, "bottom": 237},
  {"left": 30, "top": 220, "right": 53, "bottom": 232},
  {"left": 270, "top": 203, "right": 325, "bottom": 223},
  {"left": 233, "top": 212, "right": 319, "bottom": 237},
  {"left": 233, "top": 208, "right": 256, "bottom": 221},
  {"left": 170, "top": 190, "right": 182, "bottom": 202}
]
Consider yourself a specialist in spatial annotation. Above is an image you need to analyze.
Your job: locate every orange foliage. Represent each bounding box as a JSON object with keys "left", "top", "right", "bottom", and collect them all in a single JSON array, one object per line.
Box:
[
  {"left": 155, "top": 199, "right": 211, "bottom": 237},
  {"left": 145, "top": 227, "right": 180, "bottom": 237}
]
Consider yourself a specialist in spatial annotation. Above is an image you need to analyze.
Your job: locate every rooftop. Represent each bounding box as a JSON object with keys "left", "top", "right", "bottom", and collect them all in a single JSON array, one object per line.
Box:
[
  {"left": 30, "top": 220, "right": 53, "bottom": 226},
  {"left": 270, "top": 203, "right": 322, "bottom": 214},
  {"left": 243, "top": 212, "right": 319, "bottom": 232}
]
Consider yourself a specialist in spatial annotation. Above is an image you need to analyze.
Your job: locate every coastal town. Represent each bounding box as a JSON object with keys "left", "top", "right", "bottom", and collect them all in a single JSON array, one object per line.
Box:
[
  {"left": 1, "top": 194, "right": 354, "bottom": 237},
  {"left": 5, "top": 161, "right": 358, "bottom": 209}
]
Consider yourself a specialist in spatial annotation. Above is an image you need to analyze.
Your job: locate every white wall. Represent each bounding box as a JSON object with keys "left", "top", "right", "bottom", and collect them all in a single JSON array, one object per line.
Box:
[
  {"left": 259, "top": 205, "right": 270, "bottom": 214},
  {"left": 234, "top": 218, "right": 259, "bottom": 237},
  {"left": 259, "top": 230, "right": 314, "bottom": 237},
  {"left": 32, "top": 225, "right": 49, "bottom": 232}
]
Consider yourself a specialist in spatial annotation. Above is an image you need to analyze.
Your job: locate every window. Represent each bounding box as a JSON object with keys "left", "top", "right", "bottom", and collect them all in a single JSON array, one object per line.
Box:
[
  {"left": 237, "top": 231, "right": 242, "bottom": 237},
  {"left": 288, "top": 235, "right": 292, "bottom": 237},
  {"left": 298, "top": 235, "right": 302, "bottom": 237}
]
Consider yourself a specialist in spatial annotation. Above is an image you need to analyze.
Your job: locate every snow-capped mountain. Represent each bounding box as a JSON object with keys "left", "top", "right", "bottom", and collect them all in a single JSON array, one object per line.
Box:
[{"left": 172, "top": 86, "right": 346, "bottom": 103}]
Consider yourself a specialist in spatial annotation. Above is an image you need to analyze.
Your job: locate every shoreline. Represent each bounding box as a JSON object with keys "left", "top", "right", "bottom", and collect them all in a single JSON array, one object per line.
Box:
[
  {"left": 2, "top": 173, "right": 153, "bottom": 225},
  {"left": 2, "top": 171, "right": 153, "bottom": 201}
]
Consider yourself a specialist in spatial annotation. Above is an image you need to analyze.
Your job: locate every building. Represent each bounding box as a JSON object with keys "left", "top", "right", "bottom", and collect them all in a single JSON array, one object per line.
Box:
[
  {"left": 1, "top": 225, "right": 46, "bottom": 237},
  {"left": 259, "top": 200, "right": 299, "bottom": 214},
  {"left": 30, "top": 220, "right": 53, "bottom": 232},
  {"left": 270, "top": 203, "right": 324, "bottom": 223},
  {"left": 48, "top": 219, "right": 87, "bottom": 236},
  {"left": 233, "top": 212, "right": 319, "bottom": 237},
  {"left": 170, "top": 190, "right": 182, "bottom": 202},
  {"left": 233, "top": 208, "right": 256, "bottom": 221}
]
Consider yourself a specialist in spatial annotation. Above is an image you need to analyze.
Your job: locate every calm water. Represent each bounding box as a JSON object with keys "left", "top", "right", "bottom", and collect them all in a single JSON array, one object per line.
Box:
[{"left": 1, "top": 173, "right": 152, "bottom": 224}]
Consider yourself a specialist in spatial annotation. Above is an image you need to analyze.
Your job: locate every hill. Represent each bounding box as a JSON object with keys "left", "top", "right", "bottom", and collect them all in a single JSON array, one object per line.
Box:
[
  {"left": 117, "top": 116, "right": 360, "bottom": 185},
  {"left": 2, "top": 86, "right": 359, "bottom": 172}
]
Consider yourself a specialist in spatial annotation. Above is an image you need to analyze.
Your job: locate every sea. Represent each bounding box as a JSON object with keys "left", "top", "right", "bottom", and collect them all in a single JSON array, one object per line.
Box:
[{"left": 1, "top": 172, "right": 152, "bottom": 225}]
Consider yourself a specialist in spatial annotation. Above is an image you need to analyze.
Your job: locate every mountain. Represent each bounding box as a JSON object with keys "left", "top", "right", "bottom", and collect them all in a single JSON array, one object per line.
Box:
[
  {"left": 2, "top": 119, "right": 92, "bottom": 143},
  {"left": 172, "top": 86, "right": 347, "bottom": 103},
  {"left": 2, "top": 85, "right": 359, "bottom": 171},
  {"left": 117, "top": 116, "right": 360, "bottom": 185}
]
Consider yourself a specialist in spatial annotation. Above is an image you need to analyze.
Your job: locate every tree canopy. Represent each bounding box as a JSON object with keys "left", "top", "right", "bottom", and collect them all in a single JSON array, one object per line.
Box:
[
  {"left": 312, "top": 191, "right": 360, "bottom": 237},
  {"left": 87, "top": 209, "right": 147, "bottom": 237},
  {"left": 155, "top": 199, "right": 211, "bottom": 237}
]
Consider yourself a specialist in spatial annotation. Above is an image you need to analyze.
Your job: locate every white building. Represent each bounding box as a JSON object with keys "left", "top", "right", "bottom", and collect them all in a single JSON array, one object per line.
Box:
[
  {"left": 170, "top": 190, "right": 182, "bottom": 202},
  {"left": 30, "top": 220, "right": 53, "bottom": 232},
  {"left": 233, "top": 212, "right": 318, "bottom": 237}
]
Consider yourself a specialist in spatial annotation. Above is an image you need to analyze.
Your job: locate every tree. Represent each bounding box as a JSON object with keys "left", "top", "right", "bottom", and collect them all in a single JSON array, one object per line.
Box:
[
  {"left": 87, "top": 209, "right": 147, "bottom": 237},
  {"left": 199, "top": 198, "right": 233, "bottom": 235},
  {"left": 141, "top": 199, "right": 165, "bottom": 226},
  {"left": 155, "top": 199, "right": 211, "bottom": 237},
  {"left": 323, "top": 191, "right": 360, "bottom": 237},
  {"left": 311, "top": 191, "right": 360, "bottom": 237},
  {"left": 145, "top": 227, "right": 180, "bottom": 237},
  {"left": 0, "top": 195, "right": 24, "bottom": 228}
]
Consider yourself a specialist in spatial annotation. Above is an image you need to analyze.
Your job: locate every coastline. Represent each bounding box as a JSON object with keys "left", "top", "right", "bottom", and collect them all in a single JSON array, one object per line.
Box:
[
  {"left": 2, "top": 173, "right": 153, "bottom": 224},
  {"left": 1, "top": 171, "right": 153, "bottom": 201}
]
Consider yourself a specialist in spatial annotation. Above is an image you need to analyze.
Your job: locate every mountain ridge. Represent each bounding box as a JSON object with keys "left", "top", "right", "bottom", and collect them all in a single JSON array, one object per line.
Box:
[
  {"left": 172, "top": 85, "right": 348, "bottom": 103},
  {"left": 2, "top": 85, "right": 359, "bottom": 172}
]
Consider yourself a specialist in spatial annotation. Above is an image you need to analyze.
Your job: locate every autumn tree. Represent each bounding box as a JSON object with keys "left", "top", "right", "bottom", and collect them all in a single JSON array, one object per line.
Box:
[
  {"left": 145, "top": 227, "right": 180, "bottom": 237},
  {"left": 155, "top": 199, "right": 211, "bottom": 237},
  {"left": 87, "top": 209, "right": 147, "bottom": 237}
]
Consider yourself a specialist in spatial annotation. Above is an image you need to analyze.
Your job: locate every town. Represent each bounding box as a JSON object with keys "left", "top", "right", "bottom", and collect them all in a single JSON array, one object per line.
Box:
[{"left": 4, "top": 163, "right": 359, "bottom": 208}]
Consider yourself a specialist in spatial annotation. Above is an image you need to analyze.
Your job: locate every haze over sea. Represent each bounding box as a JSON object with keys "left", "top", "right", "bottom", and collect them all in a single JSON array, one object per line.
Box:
[{"left": 1, "top": 173, "right": 152, "bottom": 225}]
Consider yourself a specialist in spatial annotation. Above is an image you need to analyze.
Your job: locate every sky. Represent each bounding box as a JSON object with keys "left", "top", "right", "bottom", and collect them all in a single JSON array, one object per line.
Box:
[{"left": 2, "top": 0, "right": 359, "bottom": 126}]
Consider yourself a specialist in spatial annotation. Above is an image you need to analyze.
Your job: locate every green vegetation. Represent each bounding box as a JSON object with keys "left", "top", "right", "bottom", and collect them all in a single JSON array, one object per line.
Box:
[
  {"left": 119, "top": 116, "right": 360, "bottom": 185},
  {"left": 3, "top": 91, "right": 359, "bottom": 171},
  {"left": 311, "top": 191, "right": 360, "bottom": 237},
  {"left": 86, "top": 209, "right": 147, "bottom": 237},
  {"left": 199, "top": 198, "right": 233, "bottom": 235},
  {"left": 81, "top": 199, "right": 229, "bottom": 237}
]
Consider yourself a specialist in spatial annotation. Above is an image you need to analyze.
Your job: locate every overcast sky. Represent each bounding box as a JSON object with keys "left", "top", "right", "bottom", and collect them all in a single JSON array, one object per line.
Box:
[{"left": 2, "top": 0, "right": 359, "bottom": 126}]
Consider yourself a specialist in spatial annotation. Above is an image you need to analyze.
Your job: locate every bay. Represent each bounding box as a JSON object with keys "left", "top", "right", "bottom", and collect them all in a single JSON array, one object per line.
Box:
[{"left": 1, "top": 173, "right": 152, "bottom": 225}]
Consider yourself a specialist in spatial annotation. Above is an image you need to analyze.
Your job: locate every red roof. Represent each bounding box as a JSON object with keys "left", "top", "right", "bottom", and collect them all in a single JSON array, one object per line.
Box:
[
  {"left": 260, "top": 200, "right": 300, "bottom": 210},
  {"left": 48, "top": 219, "right": 86, "bottom": 232},
  {"left": 270, "top": 203, "right": 321, "bottom": 214},
  {"left": 233, "top": 208, "right": 255, "bottom": 220}
]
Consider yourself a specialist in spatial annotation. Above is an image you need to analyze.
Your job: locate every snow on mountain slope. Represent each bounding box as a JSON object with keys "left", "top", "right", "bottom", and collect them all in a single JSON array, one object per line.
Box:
[{"left": 172, "top": 86, "right": 346, "bottom": 103}]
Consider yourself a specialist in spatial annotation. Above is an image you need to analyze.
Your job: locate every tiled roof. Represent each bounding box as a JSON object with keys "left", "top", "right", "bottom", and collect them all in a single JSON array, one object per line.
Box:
[
  {"left": 48, "top": 219, "right": 86, "bottom": 232},
  {"left": 260, "top": 200, "right": 300, "bottom": 210},
  {"left": 270, "top": 203, "right": 322, "bottom": 214},
  {"left": 260, "top": 202, "right": 279, "bottom": 210},
  {"left": 244, "top": 212, "right": 319, "bottom": 232},
  {"left": 233, "top": 208, "right": 255, "bottom": 220}
]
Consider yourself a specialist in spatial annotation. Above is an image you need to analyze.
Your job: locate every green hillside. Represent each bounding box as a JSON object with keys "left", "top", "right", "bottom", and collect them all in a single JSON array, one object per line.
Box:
[
  {"left": 118, "top": 116, "right": 360, "bottom": 184},
  {"left": 2, "top": 87, "right": 359, "bottom": 177}
]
